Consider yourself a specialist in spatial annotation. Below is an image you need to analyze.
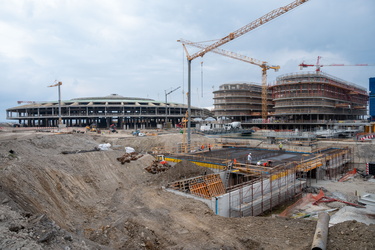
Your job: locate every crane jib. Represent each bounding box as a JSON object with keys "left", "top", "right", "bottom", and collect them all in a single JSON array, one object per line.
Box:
[{"left": 188, "top": 0, "right": 310, "bottom": 60}]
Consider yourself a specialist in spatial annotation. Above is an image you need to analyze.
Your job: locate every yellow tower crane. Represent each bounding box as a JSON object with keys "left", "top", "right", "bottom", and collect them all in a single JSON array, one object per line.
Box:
[
  {"left": 178, "top": 39, "right": 280, "bottom": 119},
  {"left": 179, "top": 0, "right": 310, "bottom": 149}
]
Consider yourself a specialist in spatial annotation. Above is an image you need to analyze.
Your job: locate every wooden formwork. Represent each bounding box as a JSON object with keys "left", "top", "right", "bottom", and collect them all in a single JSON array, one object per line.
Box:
[{"left": 168, "top": 174, "right": 225, "bottom": 199}]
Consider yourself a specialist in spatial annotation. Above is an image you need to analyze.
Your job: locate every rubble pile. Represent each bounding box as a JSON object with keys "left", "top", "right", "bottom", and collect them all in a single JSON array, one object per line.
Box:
[
  {"left": 145, "top": 160, "right": 172, "bottom": 174},
  {"left": 116, "top": 152, "right": 143, "bottom": 164}
]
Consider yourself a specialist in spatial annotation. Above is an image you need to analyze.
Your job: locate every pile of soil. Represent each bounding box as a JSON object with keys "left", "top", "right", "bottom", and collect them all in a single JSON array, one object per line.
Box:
[{"left": 0, "top": 132, "right": 374, "bottom": 249}]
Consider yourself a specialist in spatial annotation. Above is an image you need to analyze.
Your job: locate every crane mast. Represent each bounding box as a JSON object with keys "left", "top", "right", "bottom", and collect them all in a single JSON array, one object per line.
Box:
[
  {"left": 47, "top": 81, "right": 63, "bottom": 129},
  {"left": 165, "top": 86, "right": 181, "bottom": 127}
]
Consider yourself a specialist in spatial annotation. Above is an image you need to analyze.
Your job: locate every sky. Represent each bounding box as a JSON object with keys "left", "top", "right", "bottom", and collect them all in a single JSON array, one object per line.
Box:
[{"left": 1, "top": 0, "right": 374, "bottom": 122}]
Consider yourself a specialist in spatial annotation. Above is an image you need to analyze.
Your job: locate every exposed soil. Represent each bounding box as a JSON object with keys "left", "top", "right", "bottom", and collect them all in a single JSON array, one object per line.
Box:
[{"left": 0, "top": 131, "right": 374, "bottom": 249}]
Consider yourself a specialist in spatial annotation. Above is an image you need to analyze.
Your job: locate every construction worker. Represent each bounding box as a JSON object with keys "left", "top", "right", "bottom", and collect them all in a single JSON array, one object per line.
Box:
[
  {"left": 208, "top": 144, "right": 211, "bottom": 151},
  {"left": 279, "top": 142, "right": 283, "bottom": 151},
  {"left": 201, "top": 144, "right": 205, "bottom": 151},
  {"left": 257, "top": 161, "right": 261, "bottom": 166},
  {"left": 247, "top": 153, "right": 252, "bottom": 164}
]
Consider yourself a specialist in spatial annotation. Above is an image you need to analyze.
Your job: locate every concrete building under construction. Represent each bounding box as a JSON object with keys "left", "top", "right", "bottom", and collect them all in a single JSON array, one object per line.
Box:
[
  {"left": 160, "top": 141, "right": 352, "bottom": 218},
  {"left": 213, "top": 73, "right": 368, "bottom": 130},
  {"left": 6, "top": 94, "right": 208, "bottom": 128},
  {"left": 270, "top": 72, "right": 368, "bottom": 122},
  {"left": 213, "top": 82, "right": 273, "bottom": 121}
]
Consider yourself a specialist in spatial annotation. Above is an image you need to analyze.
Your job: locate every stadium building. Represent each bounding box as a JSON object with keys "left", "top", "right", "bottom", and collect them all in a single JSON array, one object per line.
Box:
[{"left": 6, "top": 94, "right": 207, "bottom": 129}]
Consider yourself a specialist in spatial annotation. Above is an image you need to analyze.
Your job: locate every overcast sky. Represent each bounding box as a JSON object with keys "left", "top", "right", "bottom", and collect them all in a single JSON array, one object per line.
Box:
[{"left": 1, "top": 0, "right": 374, "bottom": 122}]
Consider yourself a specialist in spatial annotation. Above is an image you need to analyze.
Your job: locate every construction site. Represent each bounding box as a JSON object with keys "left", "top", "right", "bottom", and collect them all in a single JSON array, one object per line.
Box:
[
  {"left": 164, "top": 143, "right": 352, "bottom": 218},
  {"left": 0, "top": 126, "right": 374, "bottom": 249},
  {"left": 1, "top": 0, "right": 374, "bottom": 249}
]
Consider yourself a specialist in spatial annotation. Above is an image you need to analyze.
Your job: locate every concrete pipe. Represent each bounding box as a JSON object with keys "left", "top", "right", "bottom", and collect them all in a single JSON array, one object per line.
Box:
[{"left": 311, "top": 212, "right": 330, "bottom": 250}]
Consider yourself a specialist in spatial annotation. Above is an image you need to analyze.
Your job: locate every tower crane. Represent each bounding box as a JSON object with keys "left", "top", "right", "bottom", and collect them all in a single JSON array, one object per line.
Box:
[
  {"left": 179, "top": 0, "right": 310, "bottom": 149},
  {"left": 299, "top": 56, "right": 375, "bottom": 72},
  {"left": 47, "top": 81, "right": 63, "bottom": 129},
  {"left": 178, "top": 38, "right": 280, "bottom": 119},
  {"left": 165, "top": 86, "right": 181, "bottom": 126}
]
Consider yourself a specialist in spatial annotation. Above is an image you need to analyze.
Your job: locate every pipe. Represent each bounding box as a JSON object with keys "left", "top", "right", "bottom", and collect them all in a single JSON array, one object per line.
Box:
[
  {"left": 215, "top": 197, "right": 218, "bottom": 215},
  {"left": 311, "top": 212, "right": 330, "bottom": 250}
]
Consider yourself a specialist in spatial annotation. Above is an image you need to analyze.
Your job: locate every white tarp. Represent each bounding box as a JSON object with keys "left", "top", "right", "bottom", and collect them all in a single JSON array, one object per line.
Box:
[
  {"left": 98, "top": 143, "right": 111, "bottom": 150},
  {"left": 125, "top": 147, "right": 135, "bottom": 153}
]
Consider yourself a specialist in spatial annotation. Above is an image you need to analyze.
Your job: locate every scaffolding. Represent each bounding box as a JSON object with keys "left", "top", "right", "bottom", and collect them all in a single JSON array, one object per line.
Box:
[
  {"left": 269, "top": 72, "right": 368, "bottom": 120},
  {"left": 213, "top": 82, "right": 273, "bottom": 120},
  {"left": 228, "top": 163, "right": 305, "bottom": 217},
  {"left": 164, "top": 145, "right": 353, "bottom": 218}
]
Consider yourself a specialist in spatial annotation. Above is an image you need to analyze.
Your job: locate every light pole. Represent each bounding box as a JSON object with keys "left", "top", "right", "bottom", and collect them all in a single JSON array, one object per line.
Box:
[
  {"left": 47, "top": 81, "right": 62, "bottom": 129},
  {"left": 164, "top": 86, "right": 181, "bottom": 128}
]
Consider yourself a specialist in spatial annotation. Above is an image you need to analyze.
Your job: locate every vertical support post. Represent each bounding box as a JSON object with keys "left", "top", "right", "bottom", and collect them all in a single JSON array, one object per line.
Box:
[
  {"left": 278, "top": 168, "right": 281, "bottom": 204},
  {"left": 239, "top": 188, "right": 243, "bottom": 217},
  {"left": 187, "top": 59, "right": 192, "bottom": 151},
  {"left": 165, "top": 90, "right": 168, "bottom": 127},
  {"left": 251, "top": 182, "right": 254, "bottom": 216},
  {"left": 261, "top": 171, "right": 264, "bottom": 214},
  {"left": 261, "top": 67, "right": 268, "bottom": 121},
  {"left": 58, "top": 82, "right": 62, "bottom": 127}
]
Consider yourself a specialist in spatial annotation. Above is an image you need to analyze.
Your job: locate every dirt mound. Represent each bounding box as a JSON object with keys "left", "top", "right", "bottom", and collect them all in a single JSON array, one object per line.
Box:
[
  {"left": 0, "top": 203, "right": 108, "bottom": 249},
  {"left": 0, "top": 132, "right": 374, "bottom": 249},
  {"left": 327, "top": 220, "right": 375, "bottom": 249}
]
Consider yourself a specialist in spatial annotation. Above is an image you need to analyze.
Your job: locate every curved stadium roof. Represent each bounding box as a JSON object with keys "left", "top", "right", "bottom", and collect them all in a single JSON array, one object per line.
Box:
[{"left": 9, "top": 94, "right": 192, "bottom": 109}]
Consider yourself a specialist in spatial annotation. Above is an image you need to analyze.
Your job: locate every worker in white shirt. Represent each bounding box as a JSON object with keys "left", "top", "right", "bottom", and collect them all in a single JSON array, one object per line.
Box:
[{"left": 247, "top": 153, "right": 252, "bottom": 164}]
